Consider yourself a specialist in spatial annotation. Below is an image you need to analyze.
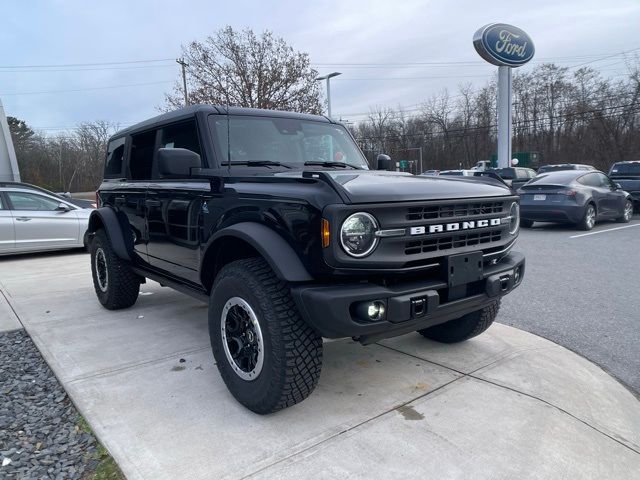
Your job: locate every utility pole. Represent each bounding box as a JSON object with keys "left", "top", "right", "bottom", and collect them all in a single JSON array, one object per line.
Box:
[
  {"left": 316, "top": 72, "right": 341, "bottom": 118},
  {"left": 176, "top": 58, "right": 189, "bottom": 107}
]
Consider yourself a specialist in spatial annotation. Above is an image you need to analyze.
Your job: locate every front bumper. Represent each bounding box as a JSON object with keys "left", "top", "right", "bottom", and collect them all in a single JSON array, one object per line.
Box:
[{"left": 292, "top": 251, "right": 525, "bottom": 344}]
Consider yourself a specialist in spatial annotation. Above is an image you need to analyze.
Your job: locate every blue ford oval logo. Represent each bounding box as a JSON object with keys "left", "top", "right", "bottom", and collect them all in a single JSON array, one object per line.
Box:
[{"left": 473, "top": 23, "right": 535, "bottom": 67}]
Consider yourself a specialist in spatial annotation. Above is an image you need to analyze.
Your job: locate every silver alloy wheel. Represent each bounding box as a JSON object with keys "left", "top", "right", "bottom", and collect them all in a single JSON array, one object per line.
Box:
[
  {"left": 624, "top": 201, "right": 633, "bottom": 221},
  {"left": 585, "top": 205, "right": 596, "bottom": 229},
  {"left": 95, "top": 248, "right": 108, "bottom": 292},
  {"left": 220, "top": 297, "right": 264, "bottom": 381}
]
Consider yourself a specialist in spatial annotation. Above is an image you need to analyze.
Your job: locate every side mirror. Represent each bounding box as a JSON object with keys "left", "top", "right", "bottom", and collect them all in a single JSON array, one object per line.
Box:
[
  {"left": 157, "top": 148, "right": 201, "bottom": 178},
  {"left": 376, "top": 154, "right": 392, "bottom": 171},
  {"left": 56, "top": 202, "right": 71, "bottom": 212},
  {"left": 615, "top": 182, "right": 622, "bottom": 189}
]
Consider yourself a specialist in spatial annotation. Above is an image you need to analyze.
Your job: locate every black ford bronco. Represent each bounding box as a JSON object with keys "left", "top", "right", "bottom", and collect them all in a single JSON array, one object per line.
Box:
[{"left": 89, "top": 105, "right": 525, "bottom": 413}]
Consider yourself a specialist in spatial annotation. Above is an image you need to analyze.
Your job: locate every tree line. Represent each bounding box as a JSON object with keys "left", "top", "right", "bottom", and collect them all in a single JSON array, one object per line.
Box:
[
  {"left": 8, "top": 117, "right": 117, "bottom": 192},
  {"left": 6, "top": 26, "right": 640, "bottom": 191},
  {"left": 352, "top": 62, "right": 640, "bottom": 172}
]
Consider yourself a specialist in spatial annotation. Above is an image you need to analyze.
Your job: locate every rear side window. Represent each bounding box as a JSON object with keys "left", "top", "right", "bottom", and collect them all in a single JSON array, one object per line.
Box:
[
  {"left": 0, "top": 195, "right": 4, "bottom": 209},
  {"left": 160, "top": 120, "right": 202, "bottom": 156},
  {"left": 578, "top": 173, "right": 600, "bottom": 187},
  {"left": 129, "top": 130, "right": 157, "bottom": 180},
  {"left": 105, "top": 137, "right": 126, "bottom": 177}
]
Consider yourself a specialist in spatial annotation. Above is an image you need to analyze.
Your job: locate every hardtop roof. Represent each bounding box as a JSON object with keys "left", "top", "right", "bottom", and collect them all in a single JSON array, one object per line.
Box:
[{"left": 111, "top": 104, "right": 333, "bottom": 141}]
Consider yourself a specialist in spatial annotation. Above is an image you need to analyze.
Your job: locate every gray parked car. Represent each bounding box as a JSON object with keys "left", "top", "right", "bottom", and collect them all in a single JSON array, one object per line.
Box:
[
  {"left": 518, "top": 170, "right": 633, "bottom": 230},
  {"left": 0, "top": 183, "right": 92, "bottom": 255}
]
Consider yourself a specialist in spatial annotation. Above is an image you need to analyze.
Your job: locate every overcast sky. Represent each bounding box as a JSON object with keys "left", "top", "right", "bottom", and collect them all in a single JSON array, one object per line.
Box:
[{"left": 1, "top": 0, "right": 639, "bottom": 135}]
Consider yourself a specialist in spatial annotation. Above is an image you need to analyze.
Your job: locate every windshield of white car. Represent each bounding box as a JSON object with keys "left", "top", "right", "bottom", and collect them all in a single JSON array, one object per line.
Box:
[{"left": 211, "top": 116, "right": 369, "bottom": 169}]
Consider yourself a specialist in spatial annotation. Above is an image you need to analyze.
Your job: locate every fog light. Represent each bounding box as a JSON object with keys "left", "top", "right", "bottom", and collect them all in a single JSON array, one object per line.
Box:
[
  {"left": 367, "top": 301, "right": 386, "bottom": 321},
  {"left": 514, "top": 266, "right": 522, "bottom": 284}
]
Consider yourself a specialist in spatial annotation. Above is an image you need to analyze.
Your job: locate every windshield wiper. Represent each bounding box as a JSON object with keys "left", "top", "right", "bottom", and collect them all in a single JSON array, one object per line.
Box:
[
  {"left": 304, "top": 161, "right": 361, "bottom": 169},
  {"left": 221, "top": 160, "right": 292, "bottom": 169}
]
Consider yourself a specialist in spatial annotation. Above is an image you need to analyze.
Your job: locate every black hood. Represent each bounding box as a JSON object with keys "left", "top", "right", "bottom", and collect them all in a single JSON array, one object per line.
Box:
[{"left": 321, "top": 170, "right": 511, "bottom": 203}]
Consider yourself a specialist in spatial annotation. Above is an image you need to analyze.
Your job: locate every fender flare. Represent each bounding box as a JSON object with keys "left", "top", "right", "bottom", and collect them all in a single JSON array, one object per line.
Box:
[
  {"left": 202, "top": 222, "right": 313, "bottom": 283},
  {"left": 88, "top": 208, "right": 133, "bottom": 261}
]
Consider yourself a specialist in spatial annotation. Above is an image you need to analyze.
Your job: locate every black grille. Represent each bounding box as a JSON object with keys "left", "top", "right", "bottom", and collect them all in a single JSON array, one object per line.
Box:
[
  {"left": 405, "top": 230, "right": 502, "bottom": 255},
  {"left": 406, "top": 201, "right": 504, "bottom": 221}
]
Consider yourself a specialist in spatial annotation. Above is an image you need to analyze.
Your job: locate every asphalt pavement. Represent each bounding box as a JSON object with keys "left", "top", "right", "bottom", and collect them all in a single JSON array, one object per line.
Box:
[{"left": 497, "top": 214, "right": 640, "bottom": 394}]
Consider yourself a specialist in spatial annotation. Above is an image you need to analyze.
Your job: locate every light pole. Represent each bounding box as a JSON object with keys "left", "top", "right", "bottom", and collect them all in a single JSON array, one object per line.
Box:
[
  {"left": 405, "top": 147, "right": 424, "bottom": 174},
  {"left": 316, "top": 72, "right": 341, "bottom": 118}
]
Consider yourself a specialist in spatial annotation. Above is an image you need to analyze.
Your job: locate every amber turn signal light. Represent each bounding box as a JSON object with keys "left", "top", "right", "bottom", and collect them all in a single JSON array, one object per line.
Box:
[{"left": 321, "top": 218, "right": 330, "bottom": 248}]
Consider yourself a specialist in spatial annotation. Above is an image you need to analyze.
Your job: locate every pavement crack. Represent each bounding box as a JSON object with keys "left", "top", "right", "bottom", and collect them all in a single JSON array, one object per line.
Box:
[
  {"left": 240, "top": 375, "right": 465, "bottom": 479},
  {"left": 469, "top": 375, "right": 640, "bottom": 455},
  {"left": 0, "top": 287, "right": 25, "bottom": 329},
  {"left": 66, "top": 345, "right": 210, "bottom": 384}
]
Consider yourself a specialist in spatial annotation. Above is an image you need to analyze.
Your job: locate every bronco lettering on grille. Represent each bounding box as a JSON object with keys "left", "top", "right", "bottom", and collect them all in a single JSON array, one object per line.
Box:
[{"left": 410, "top": 218, "right": 501, "bottom": 235}]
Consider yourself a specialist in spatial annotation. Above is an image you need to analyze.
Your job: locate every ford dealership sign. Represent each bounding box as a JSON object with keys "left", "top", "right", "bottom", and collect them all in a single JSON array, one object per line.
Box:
[{"left": 473, "top": 23, "right": 535, "bottom": 67}]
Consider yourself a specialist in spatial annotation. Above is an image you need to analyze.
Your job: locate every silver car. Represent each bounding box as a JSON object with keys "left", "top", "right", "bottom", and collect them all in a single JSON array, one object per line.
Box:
[{"left": 0, "top": 183, "right": 92, "bottom": 255}]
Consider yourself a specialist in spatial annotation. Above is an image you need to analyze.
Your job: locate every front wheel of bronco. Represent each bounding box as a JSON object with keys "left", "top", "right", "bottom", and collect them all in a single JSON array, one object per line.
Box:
[
  {"left": 90, "top": 229, "right": 141, "bottom": 310},
  {"left": 417, "top": 301, "right": 500, "bottom": 343},
  {"left": 209, "top": 258, "right": 323, "bottom": 414}
]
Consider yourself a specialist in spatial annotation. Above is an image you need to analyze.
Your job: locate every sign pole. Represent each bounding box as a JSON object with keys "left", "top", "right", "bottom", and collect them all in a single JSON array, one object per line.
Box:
[
  {"left": 497, "top": 65, "right": 512, "bottom": 168},
  {"left": 473, "top": 23, "right": 534, "bottom": 170}
]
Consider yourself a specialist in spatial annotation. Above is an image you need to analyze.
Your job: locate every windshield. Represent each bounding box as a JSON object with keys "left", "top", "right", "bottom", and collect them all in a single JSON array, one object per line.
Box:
[
  {"left": 538, "top": 165, "right": 571, "bottom": 173},
  {"left": 610, "top": 163, "right": 640, "bottom": 176},
  {"left": 210, "top": 115, "right": 369, "bottom": 169},
  {"left": 494, "top": 168, "right": 515, "bottom": 180}
]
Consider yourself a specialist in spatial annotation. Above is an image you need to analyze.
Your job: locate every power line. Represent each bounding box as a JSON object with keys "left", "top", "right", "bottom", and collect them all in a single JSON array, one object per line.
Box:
[
  {"left": 0, "top": 58, "right": 174, "bottom": 69},
  {"left": 0, "top": 80, "right": 173, "bottom": 96}
]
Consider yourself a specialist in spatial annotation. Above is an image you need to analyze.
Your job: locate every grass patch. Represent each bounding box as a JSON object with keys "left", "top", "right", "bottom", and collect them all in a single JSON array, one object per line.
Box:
[{"left": 77, "top": 416, "right": 125, "bottom": 480}]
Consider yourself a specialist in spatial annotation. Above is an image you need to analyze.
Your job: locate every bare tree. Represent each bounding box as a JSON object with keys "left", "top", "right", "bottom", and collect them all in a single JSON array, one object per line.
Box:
[{"left": 164, "top": 27, "right": 322, "bottom": 114}]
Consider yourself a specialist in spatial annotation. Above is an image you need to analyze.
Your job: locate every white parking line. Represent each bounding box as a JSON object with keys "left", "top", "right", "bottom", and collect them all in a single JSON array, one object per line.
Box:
[{"left": 570, "top": 223, "right": 640, "bottom": 238}]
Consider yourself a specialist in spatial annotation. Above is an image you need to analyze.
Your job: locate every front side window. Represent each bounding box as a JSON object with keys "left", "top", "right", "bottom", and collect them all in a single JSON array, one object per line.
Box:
[
  {"left": 160, "top": 120, "right": 202, "bottom": 156},
  {"left": 129, "top": 130, "right": 157, "bottom": 180},
  {"left": 8, "top": 192, "right": 62, "bottom": 211},
  {"left": 210, "top": 116, "right": 368, "bottom": 169},
  {"left": 105, "top": 137, "right": 126, "bottom": 176}
]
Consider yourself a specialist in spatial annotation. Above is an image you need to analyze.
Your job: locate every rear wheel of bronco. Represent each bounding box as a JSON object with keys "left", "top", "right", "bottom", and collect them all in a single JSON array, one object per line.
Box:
[
  {"left": 90, "top": 229, "right": 141, "bottom": 310},
  {"left": 417, "top": 301, "right": 500, "bottom": 343},
  {"left": 209, "top": 258, "right": 323, "bottom": 414}
]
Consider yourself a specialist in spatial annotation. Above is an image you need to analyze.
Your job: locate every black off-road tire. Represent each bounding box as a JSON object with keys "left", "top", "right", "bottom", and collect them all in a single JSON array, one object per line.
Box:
[
  {"left": 616, "top": 200, "right": 633, "bottom": 223},
  {"left": 90, "top": 229, "right": 141, "bottom": 310},
  {"left": 209, "top": 258, "right": 323, "bottom": 414},
  {"left": 417, "top": 301, "right": 500, "bottom": 343},
  {"left": 520, "top": 219, "right": 534, "bottom": 228}
]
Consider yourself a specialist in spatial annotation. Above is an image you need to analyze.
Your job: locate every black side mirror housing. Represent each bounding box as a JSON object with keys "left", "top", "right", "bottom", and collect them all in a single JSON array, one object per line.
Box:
[
  {"left": 157, "top": 148, "right": 201, "bottom": 178},
  {"left": 376, "top": 154, "right": 392, "bottom": 171}
]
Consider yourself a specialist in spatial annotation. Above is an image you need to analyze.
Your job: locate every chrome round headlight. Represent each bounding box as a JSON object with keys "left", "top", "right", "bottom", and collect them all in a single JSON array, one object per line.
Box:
[
  {"left": 340, "top": 212, "right": 379, "bottom": 257},
  {"left": 509, "top": 202, "right": 520, "bottom": 235}
]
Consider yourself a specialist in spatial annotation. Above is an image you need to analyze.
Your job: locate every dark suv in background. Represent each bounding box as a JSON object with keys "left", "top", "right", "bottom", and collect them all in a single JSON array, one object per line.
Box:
[{"left": 88, "top": 105, "right": 525, "bottom": 413}]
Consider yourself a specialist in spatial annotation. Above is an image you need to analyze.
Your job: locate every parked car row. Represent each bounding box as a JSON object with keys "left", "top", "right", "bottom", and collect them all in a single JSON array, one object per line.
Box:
[
  {"left": 0, "top": 182, "right": 93, "bottom": 256},
  {"left": 420, "top": 161, "right": 637, "bottom": 231}
]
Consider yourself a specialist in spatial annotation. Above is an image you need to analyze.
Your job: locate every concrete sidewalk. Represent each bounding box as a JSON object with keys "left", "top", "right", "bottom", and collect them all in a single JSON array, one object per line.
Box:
[{"left": 1, "top": 252, "right": 638, "bottom": 479}]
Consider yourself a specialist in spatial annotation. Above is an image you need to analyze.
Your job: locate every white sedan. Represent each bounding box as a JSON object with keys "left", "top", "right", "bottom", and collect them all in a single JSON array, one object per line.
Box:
[{"left": 0, "top": 183, "right": 92, "bottom": 255}]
